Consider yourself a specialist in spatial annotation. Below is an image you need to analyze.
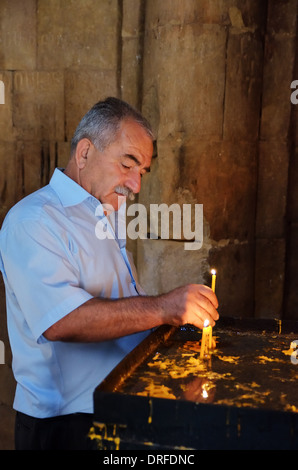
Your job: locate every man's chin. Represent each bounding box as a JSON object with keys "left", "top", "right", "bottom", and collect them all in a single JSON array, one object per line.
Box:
[{"left": 103, "top": 193, "right": 127, "bottom": 212}]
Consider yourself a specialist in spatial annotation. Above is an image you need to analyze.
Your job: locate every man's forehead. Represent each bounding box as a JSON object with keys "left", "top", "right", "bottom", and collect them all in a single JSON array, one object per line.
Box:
[{"left": 120, "top": 118, "right": 152, "bottom": 138}]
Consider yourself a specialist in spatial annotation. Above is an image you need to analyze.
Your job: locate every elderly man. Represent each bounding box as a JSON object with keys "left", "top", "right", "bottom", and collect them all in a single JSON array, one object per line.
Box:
[{"left": 0, "top": 97, "right": 218, "bottom": 450}]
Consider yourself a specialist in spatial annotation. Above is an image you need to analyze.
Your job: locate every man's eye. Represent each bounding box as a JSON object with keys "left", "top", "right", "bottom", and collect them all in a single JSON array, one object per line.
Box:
[{"left": 121, "top": 163, "right": 130, "bottom": 169}]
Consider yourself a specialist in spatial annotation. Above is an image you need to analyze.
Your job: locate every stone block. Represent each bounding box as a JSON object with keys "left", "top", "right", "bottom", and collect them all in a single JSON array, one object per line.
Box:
[
  {"left": 260, "top": 0, "right": 297, "bottom": 141},
  {"left": 287, "top": 145, "right": 298, "bottom": 223},
  {"left": 223, "top": 32, "right": 263, "bottom": 141},
  {"left": 266, "top": 0, "right": 298, "bottom": 34},
  {"left": 208, "top": 241, "right": 255, "bottom": 317},
  {"left": 15, "top": 141, "right": 44, "bottom": 199},
  {"left": 0, "top": 142, "right": 16, "bottom": 224},
  {"left": 0, "top": 0, "right": 36, "bottom": 70},
  {"left": 121, "top": 35, "right": 143, "bottom": 108},
  {"left": 65, "top": 70, "right": 118, "bottom": 142},
  {"left": 162, "top": 139, "right": 257, "bottom": 242},
  {"left": 255, "top": 141, "right": 289, "bottom": 239},
  {"left": 40, "top": 141, "right": 60, "bottom": 186},
  {"left": 145, "top": 0, "right": 266, "bottom": 28},
  {"left": 14, "top": 140, "right": 69, "bottom": 200},
  {"left": 13, "top": 71, "right": 64, "bottom": 141},
  {"left": 284, "top": 222, "right": 298, "bottom": 318},
  {"left": 228, "top": 1, "right": 267, "bottom": 32},
  {"left": 57, "top": 142, "right": 71, "bottom": 169},
  {"left": 0, "top": 72, "right": 14, "bottom": 142},
  {"left": 255, "top": 238, "right": 285, "bottom": 319},
  {"left": 37, "top": 0, "right": 119, "bottom": 70},
  {"left": 121, "top": 0, "right": 146, "bottom": 107},
  {"left": 139, "top": 135, "right": 185, "bottom": 207},
  {"left": 260, "top": 35, "right": 296, "bottom": 141},
  {"left": 145, "top": 0, "right": 203, "bottom": 28},
  {"left": 136, "top": 237, "right": 211, "bottom": 296},
  {"left": 142, "top": 22, "right": 226, "bottom": 140},
  {"left": 122, "top": 0, "right": 144, "bottom": 37}
]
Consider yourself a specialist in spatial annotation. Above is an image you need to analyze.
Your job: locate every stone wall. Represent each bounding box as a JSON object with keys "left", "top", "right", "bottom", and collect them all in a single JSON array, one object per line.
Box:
[
  {"left": 138, "top": 0, "right": 298, "bottom": 322},
  {"left": 0, "top": 0, "right": 297, "bottom": 449}
]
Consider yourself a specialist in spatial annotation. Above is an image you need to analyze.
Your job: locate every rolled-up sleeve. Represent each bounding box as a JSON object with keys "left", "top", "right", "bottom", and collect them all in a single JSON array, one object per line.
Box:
[{"left": 0, "top": 219, "right": 93, "bottom": 343}]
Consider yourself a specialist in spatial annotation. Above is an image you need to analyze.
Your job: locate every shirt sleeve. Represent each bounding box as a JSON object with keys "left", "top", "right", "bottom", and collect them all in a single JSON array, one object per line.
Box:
[{"left": 1, "top": 218, "right": 93, "bottom": 343}]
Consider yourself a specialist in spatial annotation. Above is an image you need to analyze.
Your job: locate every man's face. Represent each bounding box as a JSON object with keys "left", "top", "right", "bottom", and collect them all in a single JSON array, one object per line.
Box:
[{"left": 79, "top": 119, "right": 153, "bottom": 211}]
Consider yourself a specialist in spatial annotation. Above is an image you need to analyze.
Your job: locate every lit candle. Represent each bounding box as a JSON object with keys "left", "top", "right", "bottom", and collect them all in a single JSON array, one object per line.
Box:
[
  {"left": 209, "top": 269, "right": 216, "bottom": 347},
  {"left": 211, "top": 268, "right": 216, "bottom": 293},
  {"left": 200, "top": 319, "right": 212, "bottom": 359}
]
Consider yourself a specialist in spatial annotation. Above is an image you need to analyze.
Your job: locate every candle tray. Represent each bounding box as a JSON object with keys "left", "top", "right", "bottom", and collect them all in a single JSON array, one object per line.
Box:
[{"left": 92, "top": 317, "right": 298, "bottom": 450}]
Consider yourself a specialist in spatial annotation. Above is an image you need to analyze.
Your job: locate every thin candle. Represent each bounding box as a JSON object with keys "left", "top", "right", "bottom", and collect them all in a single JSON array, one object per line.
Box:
[
  {"left": 210, "top": 269, "right": 216, "bottom": 348},
  {"left": 211, "top": 269, "right": 216, "bottom": 293},
  {"left": 200, "top": 319, "right": 212, "bottom": 359}
]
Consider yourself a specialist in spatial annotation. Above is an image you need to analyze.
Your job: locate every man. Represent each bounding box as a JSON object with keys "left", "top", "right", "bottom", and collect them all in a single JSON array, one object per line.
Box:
[{"left": 0, "top": 97, "right": 218, "bottom": 450}]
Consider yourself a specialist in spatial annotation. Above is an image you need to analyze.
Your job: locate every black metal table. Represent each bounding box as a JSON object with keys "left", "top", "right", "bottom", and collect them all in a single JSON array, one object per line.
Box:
[{"left": 91, "top": 317, "right": 298, "bottom": 450}]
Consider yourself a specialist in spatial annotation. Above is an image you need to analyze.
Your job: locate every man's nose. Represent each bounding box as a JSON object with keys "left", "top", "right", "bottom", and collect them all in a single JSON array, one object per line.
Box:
[{"left": 126, "top": 171, "right": 141, "bottom": 194}]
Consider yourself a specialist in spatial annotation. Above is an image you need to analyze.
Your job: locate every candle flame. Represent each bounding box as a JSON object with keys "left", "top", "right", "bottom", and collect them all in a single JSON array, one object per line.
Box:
[
  {"left": 211, "top": 269, "right": 216, "bottom": 275},
  {"left": 203, "top": 319, "right": 209, "bottom": 328},
  {"left": 202, "top": 389, "right": 208, "bottom": 399}
]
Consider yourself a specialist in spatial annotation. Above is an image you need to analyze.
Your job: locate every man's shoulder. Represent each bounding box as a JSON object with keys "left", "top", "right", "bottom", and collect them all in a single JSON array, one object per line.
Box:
[{"left": 2, "top": 184, "right": 58, "bottom": 229}]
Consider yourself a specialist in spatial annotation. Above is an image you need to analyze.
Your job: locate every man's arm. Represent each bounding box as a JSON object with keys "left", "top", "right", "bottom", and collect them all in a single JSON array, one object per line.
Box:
[{"left": 44, "top": 284, "right": 219, "bottom": 342}]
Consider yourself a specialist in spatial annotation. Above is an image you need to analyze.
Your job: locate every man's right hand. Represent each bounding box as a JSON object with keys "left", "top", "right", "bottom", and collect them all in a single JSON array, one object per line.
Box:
[{"left": 158, "top": 284, "right": 219, "bottom": 330}]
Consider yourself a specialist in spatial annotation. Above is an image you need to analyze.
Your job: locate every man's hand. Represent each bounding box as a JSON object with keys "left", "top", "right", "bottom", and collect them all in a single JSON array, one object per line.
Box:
[{"left": 159, "top": 284, "right": 219, "bottom": 330}]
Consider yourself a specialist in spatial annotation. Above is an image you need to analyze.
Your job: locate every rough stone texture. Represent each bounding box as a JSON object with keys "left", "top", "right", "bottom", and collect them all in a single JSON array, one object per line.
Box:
[
  {"left": 121, "top": 0, "right": 145, "bottom": 108},
  {"left": 139, "top": 0, "right": 266, "bottom": 316},
  {"left": 255, "top": 239, "right": 286, "bottom": 319},
  {"left": 0, "top": 0, "right": 36, "bottom": 70},
  {"left": 137, "top": 236, "right": 211, "bottom": 296},
  {"left": 37, "top": 0, "right": 119, "bottom": 70},
  {"left": 13, "top": 71, "right": 65, "bottom": 142},
  {"left": 175, "top": 140, "right": 258, "bottom": 241},
  {"left": 0, "top": 72, "right": 13, "bottom": 142},
  {"left": 255, "top": 141, "right": 289, "bottom": 239},
  {"left": 260, "top": 33, "right": 296, "bottom": 141},
  {"left": 143, "top": 22, "right": 227, "bottom": 140},
  {"left": 284, "top": 223, "right": 298, "bottom": 319},
  {"left": 0, "top": 276, "right": 15, "bottom": 450},
  {"left": 208, "top": 242, "right": 255, "bottom": 318},
  {"left": 223, "top": 32, "right": 264, "bottom": 141},
  {"left": 0, "top": 143, "right": 16, "bottom": 223},
  {"left": 65, "top": 70, "right": 118, "bottom": 141},
  {"left": 255, "top": 0, "right": 298, "bottom": 319},
  {"left": 285, "top": 6, "right": 298, "bottom": 318}
]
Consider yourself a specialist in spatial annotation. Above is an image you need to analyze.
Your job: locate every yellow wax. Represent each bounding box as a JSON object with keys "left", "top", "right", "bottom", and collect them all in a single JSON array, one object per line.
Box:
[
  {"left": 200, "top": 325, "right": 212, "bottom": 359},
  {"left": 211, "top": 271, "right": 216, "bottom": 293},
  {"left": 208, "top": 327, "right": 213, "bottom": 348},
  {"left": 200, "top": 329, "right": 206, "bottom": 358}
]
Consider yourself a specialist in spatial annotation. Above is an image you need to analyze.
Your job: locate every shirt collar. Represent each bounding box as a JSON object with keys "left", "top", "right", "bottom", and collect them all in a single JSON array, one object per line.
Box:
[
  {"left": 49, "top": 168, "right": 93, "bottom": 207},
  {"left": 49, "top": 168, "right": 127, "bottom": 222}
]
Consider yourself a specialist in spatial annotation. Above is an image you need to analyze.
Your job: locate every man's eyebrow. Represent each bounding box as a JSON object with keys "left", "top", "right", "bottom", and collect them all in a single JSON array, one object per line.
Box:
[{"left": 124, "top": 154, "right": 151, "bottom": 172}]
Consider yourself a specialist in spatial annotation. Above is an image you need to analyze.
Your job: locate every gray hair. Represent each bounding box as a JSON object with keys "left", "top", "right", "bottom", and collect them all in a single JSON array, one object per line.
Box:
[{"left": 70, "top": 97, "right": 153, "bottom": 155}]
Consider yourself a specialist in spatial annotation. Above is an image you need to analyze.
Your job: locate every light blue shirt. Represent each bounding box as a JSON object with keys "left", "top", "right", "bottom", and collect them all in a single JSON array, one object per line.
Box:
[{"left": 0, "top": 168, "right": 149, "bottom": 418}]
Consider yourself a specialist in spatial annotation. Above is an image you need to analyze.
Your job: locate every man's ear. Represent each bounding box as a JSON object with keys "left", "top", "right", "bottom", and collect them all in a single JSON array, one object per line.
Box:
[{"left": 75, "top": 138, "right": 91, "bottom": 169}]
